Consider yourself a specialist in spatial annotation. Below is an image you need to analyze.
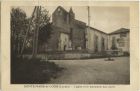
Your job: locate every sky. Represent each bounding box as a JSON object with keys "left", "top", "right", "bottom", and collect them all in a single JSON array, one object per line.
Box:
[{"left": 16, "top": 6, "right": 130, "bottom": 33}]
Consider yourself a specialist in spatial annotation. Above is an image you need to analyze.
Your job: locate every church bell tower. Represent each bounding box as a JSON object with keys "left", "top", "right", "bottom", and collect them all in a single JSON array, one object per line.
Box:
[{"left": 69, "top": 7, "right": 75, "bottom": 24}]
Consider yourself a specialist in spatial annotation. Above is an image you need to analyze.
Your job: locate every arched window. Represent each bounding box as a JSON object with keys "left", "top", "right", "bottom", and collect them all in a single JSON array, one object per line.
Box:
[
  {"left": 111, "top": 37, "right": 117, "bottom": 50},
  {"left": 57, "top": 8, "right": 62, "bottom": 15},
  {"left": 101, "top": 37, "right": 105, "bottom": 51},
  {"left": 94, "top": 35, "right": 98, "bottom": 52},
  {"left": 70, "top": 28, "right": 73, "bottom": 40}
]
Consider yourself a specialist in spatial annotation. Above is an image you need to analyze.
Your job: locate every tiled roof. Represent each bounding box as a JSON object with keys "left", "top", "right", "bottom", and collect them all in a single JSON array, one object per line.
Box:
[
  {"left": 74, "top": 19, "right": 86, "bottom": 28},
  {"left": 87, "top": 26, "right": 108, "bottom": 35},
  {"left": 109, "top": 28, "right": 129, "bottom": 34}
]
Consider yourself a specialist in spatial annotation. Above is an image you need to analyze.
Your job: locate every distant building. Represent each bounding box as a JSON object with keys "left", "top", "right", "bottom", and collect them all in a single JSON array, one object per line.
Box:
[
  {"left": 108, "top": 28, "right": 130, "bottom": 53},
  {"left": 40, "top": 6, "right": 130, "bottom": 55}
]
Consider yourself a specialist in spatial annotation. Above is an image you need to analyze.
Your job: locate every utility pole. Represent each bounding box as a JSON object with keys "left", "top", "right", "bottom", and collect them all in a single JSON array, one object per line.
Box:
[
  {"left": 88, "top": 6, "right": 90, "bottom": 28},
  {"left": 86, "top": 6, "right": 90, "bottom": 50}
]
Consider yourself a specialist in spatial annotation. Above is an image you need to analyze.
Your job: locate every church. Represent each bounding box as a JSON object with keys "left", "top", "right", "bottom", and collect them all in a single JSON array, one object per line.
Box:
[
  {"left": 40, "top": 6, "right": 129, "bottom": 55},
  {"left": 44, "top": 6, "right": 86, "bottom": 52}
]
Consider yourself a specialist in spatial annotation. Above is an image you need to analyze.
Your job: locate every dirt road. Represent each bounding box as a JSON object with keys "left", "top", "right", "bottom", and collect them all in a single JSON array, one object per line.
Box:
[{"left": 49, "top": 57, "right": 130, "bottom": 84}]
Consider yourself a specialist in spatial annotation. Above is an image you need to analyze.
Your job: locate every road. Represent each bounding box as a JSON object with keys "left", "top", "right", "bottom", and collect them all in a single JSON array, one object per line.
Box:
[{"left": 48, "top": 57, "right": 130, "bottom": 84}]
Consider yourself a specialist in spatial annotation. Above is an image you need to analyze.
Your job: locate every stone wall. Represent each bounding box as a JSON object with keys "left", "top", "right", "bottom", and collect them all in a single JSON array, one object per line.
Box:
[
  {"left": 52, "top": 6, "right": 86, "bottom": 51},
  {"left": 108, "top": 32, "right": 130, "bottom": 53},
  {"left": 71, "top": 20, "right": 86, "bottom": 50},
  {"left": 86, "top": 27, "right": 108, "bottom": 52},
  {"left": 52, "top": 6, "right": 70, "bottom": 33}
]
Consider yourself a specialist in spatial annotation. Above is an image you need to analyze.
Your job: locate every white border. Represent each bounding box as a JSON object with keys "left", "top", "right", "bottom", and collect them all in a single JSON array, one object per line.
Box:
[{"left": 1, "top": 1, "right": 139, "bottom": 91}]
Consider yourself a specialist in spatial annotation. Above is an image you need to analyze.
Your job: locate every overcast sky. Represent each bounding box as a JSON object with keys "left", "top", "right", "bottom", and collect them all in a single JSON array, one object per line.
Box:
[{"left": 17, "top": 6, "right": 129, "bottom": 33}]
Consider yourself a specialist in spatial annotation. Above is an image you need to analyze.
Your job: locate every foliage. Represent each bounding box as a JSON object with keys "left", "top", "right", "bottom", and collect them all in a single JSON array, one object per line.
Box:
[
  {"left": 37, "top": 7, "right": 53, "bottom": 45},
  {"left": 38, "top": 23, "right": 53, "bottom": 45},
  {"left": 11, "top": 8, "right": 29, "bottom": 54},
  {"left": 10, "top": 7, "right": 63, "bottom": 84},
  {"left": 11, "top": 56, "right": 64, "bottom": 84},
  {"left": 11, "top": 7, "right": 53, "bottom": 54},
  {"left": 38, "top": 7, "right": 51, "bottom": 28}
]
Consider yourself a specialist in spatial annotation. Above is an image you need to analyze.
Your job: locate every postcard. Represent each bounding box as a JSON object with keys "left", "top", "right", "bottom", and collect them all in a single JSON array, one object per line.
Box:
[{"left": 1, "top": 1, "right": 139, "bottom": 91}]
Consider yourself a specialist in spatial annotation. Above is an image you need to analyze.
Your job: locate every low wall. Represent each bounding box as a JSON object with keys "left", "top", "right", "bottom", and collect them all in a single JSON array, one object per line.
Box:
[
  {"left": 23, "top": 52, "right": 107, "bottom": 60},
  {"left": 23, "top": 51, "right": 128, "bottom": 60},
  {"left": 46, "top": 53, "right": 91, "bottom": 60}
]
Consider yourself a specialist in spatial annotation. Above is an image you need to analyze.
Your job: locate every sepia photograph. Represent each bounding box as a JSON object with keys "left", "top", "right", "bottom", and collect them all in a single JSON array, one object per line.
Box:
[
  {"left": 1, "top": 1, "right": 139, "bottom": 91},
  {"left": 10, "top": 5, "right": 130, "bottom": 84}
]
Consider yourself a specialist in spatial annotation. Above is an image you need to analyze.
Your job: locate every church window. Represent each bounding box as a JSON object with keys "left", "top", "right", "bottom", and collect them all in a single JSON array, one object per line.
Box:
[
  {"left": 57, "top": 8, "right": 60, "bottom": 12},
  {"left": 111, "top": 37, "right": 117, "bottom": 50},
  {"left": 57, "top": 8, "right": 62, "bottom": 15},
  {"left": 64, "top": 13, "right": 67, "bottom": 22},
  {"left": 94, "top": 35, "right": 98, "bottom": 52},
  {"left": 101, "top": 37, "right": 105, "bottom": 51},
  {"left": 70, "top": 28, "right": 73, "bottom": 40}
]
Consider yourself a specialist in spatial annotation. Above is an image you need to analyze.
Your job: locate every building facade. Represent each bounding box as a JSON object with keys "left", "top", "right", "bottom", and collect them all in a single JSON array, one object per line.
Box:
[
  {"left": 46, "top": 6, "right": 86, "bottom": 51},
  {"left": 40, "top": 6, "right": 130, "bottom": 54},
  {"left": 108, "top": 28, "right": 130, "bottom": 53},
  {"left": 86, "top": 27, "right": 108, "bottom": 52}
]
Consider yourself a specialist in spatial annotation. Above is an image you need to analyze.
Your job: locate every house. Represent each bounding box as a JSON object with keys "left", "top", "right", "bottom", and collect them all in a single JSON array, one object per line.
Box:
[{"left": 108, "top": 28, "right": 130, "bottom": 54}]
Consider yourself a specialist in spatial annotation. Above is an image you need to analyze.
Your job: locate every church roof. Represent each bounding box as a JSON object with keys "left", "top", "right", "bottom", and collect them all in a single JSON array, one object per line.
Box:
[
  {"left": 109, "top": 28, "right": 129, "bottom": 34},
  {"left": 52, "top": 6, "right": 129, "bottom": 35},
  {"left": 88, "top": 26, "right": 108, "bottom": 35},
  {"left": 53, "top": 6, "right": 68, "bottom": 15},
  {"left": 74, "top": 19, "right": 86, "bottom": 27}
]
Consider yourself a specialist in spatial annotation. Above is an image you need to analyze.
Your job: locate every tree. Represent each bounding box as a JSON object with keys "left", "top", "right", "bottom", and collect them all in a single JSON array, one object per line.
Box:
[
  {"left": 38, "top": 23, "right": 52, "bottom": 45},
  {"left": 11, "top": 7, "right": 53, "bottom": 56},
  {"left": 38, "top": 7, "right": 52, "bottom": 45},
  {"left": 38, "top": 7, "right": 51, "bottom": 28},
  {"left": 11, "top": 8, "right": 28, "bottom": 55},
  {"left": 36, "top": 7, "right": 53, "bottom": 52}
]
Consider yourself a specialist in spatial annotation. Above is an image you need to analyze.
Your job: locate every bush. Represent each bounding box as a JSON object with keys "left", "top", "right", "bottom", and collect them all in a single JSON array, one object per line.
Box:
[{"left": 11, "top": 56, "right": 64, "bottom": 84}]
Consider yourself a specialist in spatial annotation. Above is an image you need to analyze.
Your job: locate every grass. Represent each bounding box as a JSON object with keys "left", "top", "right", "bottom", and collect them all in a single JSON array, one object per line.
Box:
[{"left": 11, "top": 55, "right": 64, "bottom": 84}]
